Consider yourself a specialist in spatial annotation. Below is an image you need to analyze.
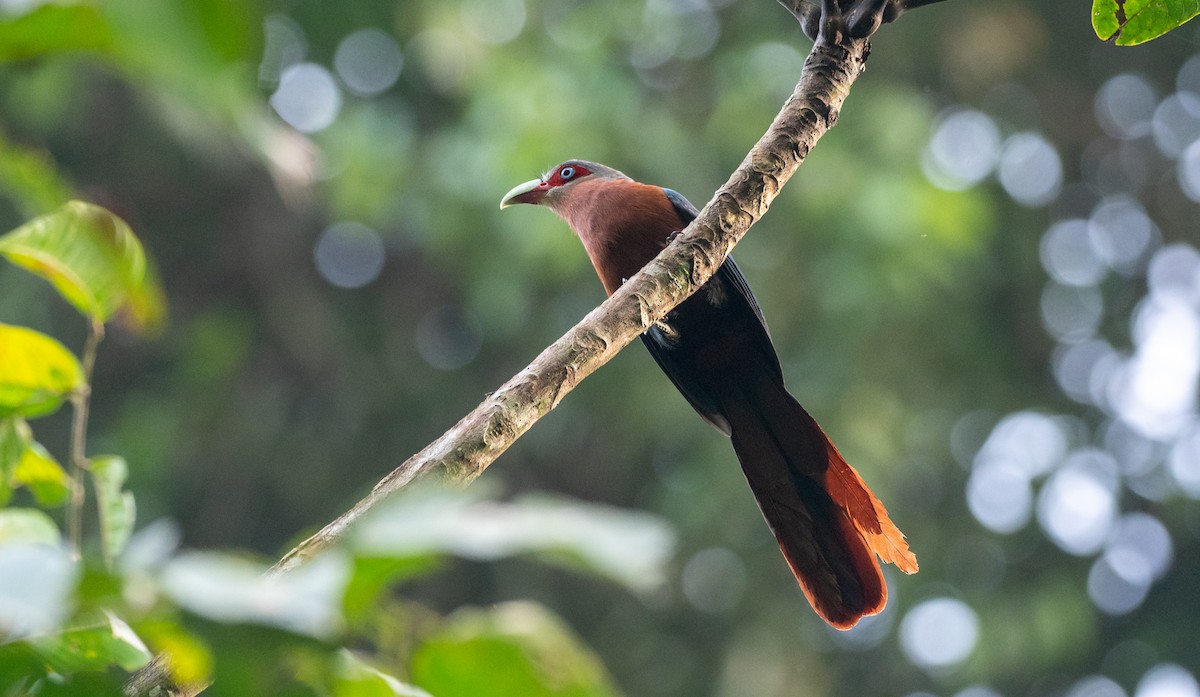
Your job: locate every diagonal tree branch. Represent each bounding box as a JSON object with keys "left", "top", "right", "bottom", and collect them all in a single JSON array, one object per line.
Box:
[
  {"left": 271, "top": 32, "right": 872, "bottom": 575},
  {"left": 129, "top": 0, "right": 936, "bottom": 689}
]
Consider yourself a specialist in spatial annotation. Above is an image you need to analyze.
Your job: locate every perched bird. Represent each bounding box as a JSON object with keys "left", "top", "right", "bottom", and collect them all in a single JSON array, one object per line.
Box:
[{"left": 501, "top": 160, "right": 917, "bottom": 628}]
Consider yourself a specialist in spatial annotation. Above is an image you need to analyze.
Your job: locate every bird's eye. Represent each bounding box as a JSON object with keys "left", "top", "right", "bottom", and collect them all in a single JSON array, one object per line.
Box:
[{"left": 559, "top": 166, "right": 575, "bottom": 179}]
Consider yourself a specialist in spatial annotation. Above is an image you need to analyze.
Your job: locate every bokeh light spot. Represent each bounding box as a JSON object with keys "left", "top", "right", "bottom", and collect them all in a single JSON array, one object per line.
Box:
[
  {"left": 900, "top": 597, "right": 979, "bottom": 670},
  {"left": 1179, "top": 139, "right": 1200, "bottom": 202},
  {"left": 314, "top": 222, "right": 386, "bottom": 289},
  {"left": 1178, "top": 53, "right": 1200, "bottom": 96},
  {"left": 410, "top": 28, "right": 468, "bottom": 94},
  {"left": 1095, "top": 74, "right": 1157, "bottom": 139},
  {"left": 1052, "top": 339, "right": 1121, "bottom": 406},
  {"left": 1036, "top": 450, "right": 1118, "bottom": 555},
  {"left": 629, "top": 0, "right": 720, "bottom": 72},
  {"left": 1146, "top": 244, "right": 1200, "bottom": 302},
  {"left": 1088, "top": 554, "right": 1149, "bottom": 615},
  {"left": 416, "top": 306, "right": 482, "bottom": 371},
  {"left": 461, "top": 0, "right": 527, "bottom": 45},
  {"left": 1088, "top": 196, "right": 1158, "bottom": 275},
  {"left": 922, "top": 109, "right": 1001, "bottom": 190},
  {"left": 1113, "top": 288, "right": 1200, "bottom": 439},
  {"left": 1152, "top": 93, "right": 1200, "bottom": 159},
  {"left": 1137, "top": 665, "right": 1200, "bottom": 697},
  {"left": 260, "top": 14, "right": 307, "bottom": 88},
  {"left": 1041, "top": 219, "right": 1107, "bottom": 287},
  {"left": 1107, "top": 513, "right": 1173, "bottom": 582},
  {"left": 745, "top": 42, "right": 807, "bottom": 100},
  {"left": 681, "top": 547, "right": 745, "bottom": 614},
  {"left": 998, "top": 132, "right": 1062, "bottom": 206},
  {"left": 955, "top": 686, "right": 1003, "bottom": 697},
  {"left": 1041, "top": 282, "right": 1103, "bottom": 343},
  {"left": 1102, "top": 419, "right": 1160, "bottom": 480},
  {"left": 270, "top": 62, "right": 342, "bottom": 133},
  {"left": 334, "top": 28, "right": 403, "bottom": 96},
  {"left": 1169, "top": 423, "right": 1200, "bottom": 497},
  {"left": 1067, "top": 675, "right": 1128, "bottom": 697},
  {"left": 975, "top": 411, "right": 1069, "bottom": 479},
  {"left": 967, "top": 459, "right": 1032, "bottom": 533}
]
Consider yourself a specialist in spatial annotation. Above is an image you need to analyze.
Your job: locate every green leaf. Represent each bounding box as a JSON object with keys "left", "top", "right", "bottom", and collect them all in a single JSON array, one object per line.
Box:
[
  {"left": 355, "top": 488, "right": 675, "bottom": 594},
  {"left": 0, "top": 4, "right": 114, "bottom": 63},
  {"left": 124, "top": 258, "right": 169, "bottom": 335},
  {"left": 27, "top": 611, "right": 152, "bottom": 673},
  {"left": 1092, "top": 0, "right": 1200, "bottom": 45},
  {"left": 343, "top": 555, "right": 442, "bottom": 624},
  {"left": 1093, "top": 0, "right": 1122, "bottom": 38},
  {"left": 0, "top": 323, "right": 85, "bottom": 419},
  {"left": 0, "top": 129, "right": 74, "bottom": 218},
  {"left": 137, "top": 621, "right": 214, "bottom": 688},
  {"left": 0, "top": 200, "right": 165, "bottom": 331},
  {"left": 0, "top": 507, "right": 61, "bottom": 545},
  {"left": 411, "top": 602, "right": 622, "bottom": 697},
  {"left": 13, "top": 440, "right": 70, "bottom": 507},
  {"left": 160, "top": 551, "right": 349, "bottom": 638},
  {"left": 338, "top": 650, "right": 434, "bottom": 697},
  {"left": 0, "top": 418, "right": 30, "bottom": 506},
  {"left": 91, "top": 455, "right": 136, "bottom": 566}
]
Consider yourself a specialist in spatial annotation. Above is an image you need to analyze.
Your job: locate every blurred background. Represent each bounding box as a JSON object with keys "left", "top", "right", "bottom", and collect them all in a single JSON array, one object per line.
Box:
[{"left": 1, "top": 0, "right": 1199, "bottom": 695}]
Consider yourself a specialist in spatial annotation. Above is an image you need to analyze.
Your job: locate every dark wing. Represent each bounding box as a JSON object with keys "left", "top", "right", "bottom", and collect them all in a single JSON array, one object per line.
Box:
[
  {"left": 660, "top": 187, "right": 773, "bottom": 337},
  {"left": 640, "top": 188, "right": 785, "bottom": 435},
  {"left": 661, "top": 187, "right": 699, "bottom": 219}
]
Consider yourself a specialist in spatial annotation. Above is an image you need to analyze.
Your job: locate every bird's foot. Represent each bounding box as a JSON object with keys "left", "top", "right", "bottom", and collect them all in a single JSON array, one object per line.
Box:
[{"left": 781, "top": 0, "right": 947, "bottom": 43}]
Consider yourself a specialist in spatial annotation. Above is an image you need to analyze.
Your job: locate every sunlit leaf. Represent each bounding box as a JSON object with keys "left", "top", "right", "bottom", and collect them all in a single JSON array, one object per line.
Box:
[
  {"left": 160, "top": 551, "right": 349, "bottom": 638},
  {"left": 26, "top": 611, "right": 152, "bottom": 673},
  {"left": 122, "top": 258, "right": 168, "bottom": 335},
  {"left": 13, "top": 440, "right": 70, "bottom": 507},
  {"left": 338, "top": 650, "right": 434, "bottom": 697},
  {"left": 118, "top": 518, "right": 182, "bottom": 572},
  {"left": 0, "top": 323, "right": 85, "bottom": 419},
  {"left": 343, "top": 555, "right": 442, "bottom": 623},
  {"left": 0, "top": 417, "right": 30, "bottom": 506},
  {"left": 355, "top": 488, "right": 675, "bottom": 594},
  {"left": 91, "top": 455, "right": 136, "bottom": 567},
  {"left": 1092, "top": 0, "right": 1200, "bottom": 44},
  {"left": 0, "top": 130, "right": 74, "bottom": 218},
  {"left": 0, "top": 200, "right": 164, "bottom": 330},
  {"left": 0, "top": 536, "right": 74, "bottom": 637},
  {"left": 0, "top": 3, "right": 114, "bottom": 62},
  {"left": 0, "top": 507, "right": 61, "bottom": 545},
  {"left": 137, "top": 621, "right": 214, "bottom": 688},
  {"left": 411, "top": 602, "right": 622, "bottom": 697}
]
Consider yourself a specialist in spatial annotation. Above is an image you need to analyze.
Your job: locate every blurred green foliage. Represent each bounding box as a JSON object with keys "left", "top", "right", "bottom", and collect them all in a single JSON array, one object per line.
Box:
[{"left": 1, "top": 0, "right": 1199, "bottom": 696}]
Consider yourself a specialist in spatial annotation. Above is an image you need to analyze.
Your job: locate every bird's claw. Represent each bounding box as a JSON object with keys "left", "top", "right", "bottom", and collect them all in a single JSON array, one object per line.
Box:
[{"left": 783, "top": 0, "right": 946, "bottom": 43}]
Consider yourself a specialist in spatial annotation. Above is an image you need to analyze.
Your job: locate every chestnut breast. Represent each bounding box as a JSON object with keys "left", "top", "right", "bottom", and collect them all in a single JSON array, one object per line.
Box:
[{"left": 555, "top": 178, "right": 686, "bottom": 296}]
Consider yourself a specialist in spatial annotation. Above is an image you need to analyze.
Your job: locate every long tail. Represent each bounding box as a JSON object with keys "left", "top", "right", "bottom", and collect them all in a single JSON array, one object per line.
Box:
[{"left": 719, "top": 370, "right": 917, "bottom": 629}]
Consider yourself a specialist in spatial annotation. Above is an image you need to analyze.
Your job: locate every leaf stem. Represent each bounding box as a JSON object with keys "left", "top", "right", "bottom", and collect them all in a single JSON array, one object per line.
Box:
[{"left": 67, "top": 319, "right": 104, "bottom": 560}]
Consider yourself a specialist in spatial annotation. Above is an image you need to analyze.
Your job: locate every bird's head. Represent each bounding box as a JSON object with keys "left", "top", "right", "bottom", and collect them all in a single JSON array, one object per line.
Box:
[{"left": 499, "top": 160, "right": 629, "bottom": 212}]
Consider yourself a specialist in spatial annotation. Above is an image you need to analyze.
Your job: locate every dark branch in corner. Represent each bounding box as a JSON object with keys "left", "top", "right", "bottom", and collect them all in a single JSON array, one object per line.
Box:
[{"left": 779, "top": 0, "right": 951, "bottom": 41}]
